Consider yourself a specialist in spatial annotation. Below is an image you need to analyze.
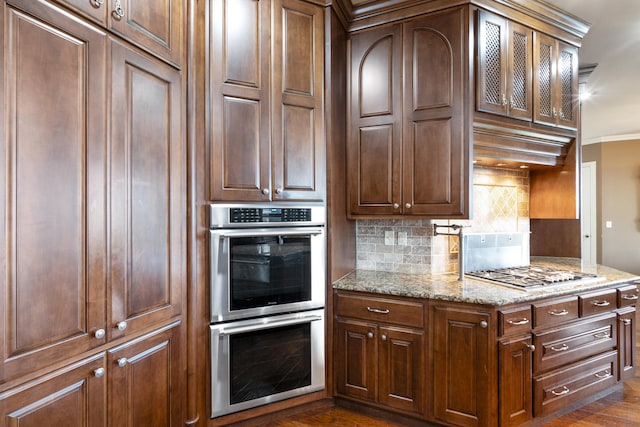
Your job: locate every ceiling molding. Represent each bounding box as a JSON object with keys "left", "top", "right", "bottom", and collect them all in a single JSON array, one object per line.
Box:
[{"left": 583, "top": 133, "right": 640, "bottom": 145}]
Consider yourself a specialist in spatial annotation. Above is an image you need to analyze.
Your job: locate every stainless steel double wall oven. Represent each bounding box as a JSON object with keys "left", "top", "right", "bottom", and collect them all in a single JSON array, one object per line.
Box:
[{"left": 209, "top": 203, "right": 326, "bottom": 418}]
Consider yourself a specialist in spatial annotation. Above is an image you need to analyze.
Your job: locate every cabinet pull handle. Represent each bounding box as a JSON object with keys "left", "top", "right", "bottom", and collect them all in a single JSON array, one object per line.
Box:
[
  {"left": 92, "top": 0, "right": 104, "bottom": 7},
  {"left": 112, "top": 0, "right": 125, "bottom": 19},
  {"left": 262, "top": 188, "right": 270, "bottom": 195},
  {"left": 590, "top": 300, "right": 611, "bottom": 307},
  {"left": 479, "top": 320, "right": 488, "bottom": 328},
  {"left": 393, "top": 203, "right": 399, "bottom": 209},
  {"left": 405, "top": 203, "right": 411, "bottom": 209},
  {"left": 367, "top": 331, "right": 374, "bottom": 339},
  {"left": 507, "top": 318, "right": 529, "bottom": 326},
  {"left": 502, "top": 94, "right": 508, "bottom": 107},
  {"left": 367, "top": 307, "right": 390, "bottom": 315},
  {"left": 275, "top": 187, "right": 283, "bottom": 195},
  {"left": 509, "top": 95, "right": 515, "bottom": 109},
  {"left": 622, "top": 318, "right": 632, "bottom": 326},
  {"left": 548, "top": 309, "right": 569, "bottom": 316},
  {"left": 93, "top": 367, "right": 105, "bottom": 378},
  {"left": 524, "top": 343, "right": 535, "bottom": 352},
  {"left": 117, "top": 358, "right": 128, "bottom": 368},
  {"left": 552, "top": 107, "right": 558, "bottom": 118},
  {"left": 594, "top": 370, "right": 611, "bottom": 379},
  {"left": 381, "top": 334, "right": 387, "bottom": 341},
  {"left": 622, "top": 294, "right": 638, "bottom": 301},
  {"left": 550, "top": 344, "right": 569, "bottom": 352},
  {"left": 593, "top": 332, "right": 610, "bottom": 339},
  {"left": 550, "top": 386, "right": 570, "bottom": 396},
  {"left": 94, "top": 329, "right": 106, "bottom": 339}
]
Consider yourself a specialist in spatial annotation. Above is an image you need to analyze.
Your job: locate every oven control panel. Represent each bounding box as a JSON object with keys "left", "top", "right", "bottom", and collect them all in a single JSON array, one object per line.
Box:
[{"left": 230, "top": 208, "right": 311, "bottom": 223}]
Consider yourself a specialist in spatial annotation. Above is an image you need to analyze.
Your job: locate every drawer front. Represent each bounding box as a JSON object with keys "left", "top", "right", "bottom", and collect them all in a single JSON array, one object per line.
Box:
[
  {"left": 533, "top": 313, "right": 616, "bottom": 374},
  {"left": 335, "top": 292, "right": 424, "bottom": 328},
  {"left": 618, "top": 283, "right": 639, "bottom": 308},
  {"left": 534, "top": 351, "right": 617, "bottom": 417},
  {"left": 533, "top": 296, "right": 579, "bottom": 328},
  {"left": 499, "top": 305, "right": 532, "bottom": 337},
  {"left": 580, "top": 288, "right": 617, "bottom": 317}
]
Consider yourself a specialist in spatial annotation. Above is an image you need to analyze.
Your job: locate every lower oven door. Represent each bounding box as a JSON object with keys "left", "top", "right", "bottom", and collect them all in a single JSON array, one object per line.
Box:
[{"left": 210, "top": 309, "right": 325, "bottom": 418}]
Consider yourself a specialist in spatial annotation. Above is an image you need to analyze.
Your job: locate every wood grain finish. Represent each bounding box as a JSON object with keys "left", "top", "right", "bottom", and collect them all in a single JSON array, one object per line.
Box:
[
  {"left": 431, "top": 304, "right": 494, "bottom": 427},
  {"left": 0, "top": 354, "right": 107, "bottom": 427},
  {"left": 348, "top": 7, "right": 469, "bottom": 218},
  {"left": 0, "top": 0, "right": 107, "bottom": 383},
  {"left": 108, "top": 323, "right": 183, "bottom": 427},
  {"left": 499, "top": 335, "right": 534, "bottom": 426},
  {"left": 53, "top": 0, "right": 183, "bottom": 66},
  {"left": 109, "top": 38, "right": 183, "bottom": 341}
]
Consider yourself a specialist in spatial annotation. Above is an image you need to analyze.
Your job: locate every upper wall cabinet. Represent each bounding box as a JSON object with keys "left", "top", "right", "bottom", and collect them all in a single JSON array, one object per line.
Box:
[
  {"left": 53, "top": 0, "right": 183, "bottom": 66},
  {"left": 209, "top": 0, "right": 325, "bottom": 202},
  {"left": 348, "top": 7, "right": 470, "bottom": 218},
  {"left": 533, "top": 33, "right": 579, "bottom": 130},
  {"left": 477, "top": 10, "right": 533, "bottom": 121},
  {"left": 476, "top": 9, "right": 579, "bottom": 131}
]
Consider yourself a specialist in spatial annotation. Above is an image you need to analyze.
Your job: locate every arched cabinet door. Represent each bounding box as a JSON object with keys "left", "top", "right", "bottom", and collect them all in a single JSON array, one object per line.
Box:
[
  {"left": 348, "top": 24, "right": 403, "bottom": 216},
  {"left": 402, "top": 7, "right": 469, "bottom": 218}
]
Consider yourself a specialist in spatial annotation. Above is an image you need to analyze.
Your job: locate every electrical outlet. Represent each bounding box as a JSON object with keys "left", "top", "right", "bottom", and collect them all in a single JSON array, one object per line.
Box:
[
  {"left": 397, "top": 232, "right": 407, "bottom": 246},
  {"left": 384, "top": 231, "right": 395, "bottom": 246}
]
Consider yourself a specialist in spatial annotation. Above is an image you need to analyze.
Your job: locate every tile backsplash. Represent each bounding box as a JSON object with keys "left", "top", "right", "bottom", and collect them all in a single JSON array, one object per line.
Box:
[{"left": 356, "top": 167, "right": 530, "bottom": 274}]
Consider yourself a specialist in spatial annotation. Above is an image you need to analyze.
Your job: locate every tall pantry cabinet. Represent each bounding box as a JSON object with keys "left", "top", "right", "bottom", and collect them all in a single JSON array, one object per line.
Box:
[{"left": 0, "top": 1, "right": 186, "bottom": 426}]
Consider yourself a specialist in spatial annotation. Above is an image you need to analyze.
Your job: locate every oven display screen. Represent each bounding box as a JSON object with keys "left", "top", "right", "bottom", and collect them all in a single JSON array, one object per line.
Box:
[{"left": 229, "top": 323, "right": 312, "bottom": 404}]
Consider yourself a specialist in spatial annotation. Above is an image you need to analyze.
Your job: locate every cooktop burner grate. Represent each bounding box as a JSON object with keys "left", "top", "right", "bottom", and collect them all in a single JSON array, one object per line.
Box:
[{"left": 465, "top": 266, "right": 599, "bottom": 289}]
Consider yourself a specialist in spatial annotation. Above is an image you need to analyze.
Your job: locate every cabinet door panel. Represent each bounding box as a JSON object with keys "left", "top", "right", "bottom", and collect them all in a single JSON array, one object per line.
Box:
[
  {"left": 272, "top": 0, "right": 325, "bottom": 201},
  {"left": 0, "top": 0, "right": 107, "bottom": 383},
  {"left": 499, "top": 336, "right": 533, "bottom": 426},
  {"left": 108, "top": 323, "right": 183, "bottom": 427},
  {"left": 0, "top": 354, "right": 106, "bottom": 427},
  {"left": 378, "top": 326, "right": 425, "bottom": 415},
  {"left": 403, "top": 9, "right": 467, "bottom": 217},
  {"left": 335, "top": 319, "right": 377, "bottom": 402},
  {"left": 618, "top": 308, "right": 636, "bottom": 381},
  {"left": 348, "top": 25, "right": 402, "bottom": 215},
  {"left": 477, "top": 10, "right": 507, "bottom": 115},
  {"left": 432, "top": 305, "right": 492, "bottom": 427},
  {"left": 533, "top": 32, "right": 556, "bottom": 126},
  {"left": 556, "top": 42, "right": 578, "bottom": 130},
  {"left": 507, "top": 22, "right": 533, "bottom": 120},
  {"left": 108, "top": 0, "right": 182, "bottom": 66},
  {"left": 110, "top": 39, "right": 183, "bottom": 340},
  {"left": 209, "top": 0, "right": 270, "bottom": 201}
]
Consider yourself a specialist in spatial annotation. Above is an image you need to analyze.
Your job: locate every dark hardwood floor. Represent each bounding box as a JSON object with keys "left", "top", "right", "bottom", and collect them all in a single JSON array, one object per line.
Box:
[{"left": 263, "top": 311, "right": 640, "bottom": 427}]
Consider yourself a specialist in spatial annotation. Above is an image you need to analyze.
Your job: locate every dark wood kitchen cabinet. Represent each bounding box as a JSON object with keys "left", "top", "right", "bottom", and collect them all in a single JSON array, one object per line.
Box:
[
  {"left": 0, "top": 0, "right": 185, "bottom": 425},
  {"left": 51, "top": 0, "right": 183, "bottom": 66},
  {"left": 334, "top": 291, "right": 426, "bottom": 417},
  {"left": 533, "top": 32, "right": 579, "bottom": 130},
  {"left": 209, "top": 0, "right": 325, "bottom": 202},
  {"left": 0, "top": 354, "right": 107, "bottom": 427},
  {"left": 431, "top": 303, "right": 494, "bottom": 427},
  {"left": 348, "top": 7, "right": 470, "bottom": 218},
  {"left": 476, "top": 10, "right": 533, "bottom": 120}
]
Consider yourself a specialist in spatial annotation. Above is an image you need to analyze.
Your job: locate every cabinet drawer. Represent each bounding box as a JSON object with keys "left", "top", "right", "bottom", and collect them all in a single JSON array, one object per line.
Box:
[
  {"left": 579, "top": 288, "right": 617, "bottom": 317},
  {"left": 533, "top": 351, "right": 617, "bottom": 417},
  {"left": 618, "top": 283, "right": 639, "bottom": 308},
  {"left": 499, "top": 305, "right": 532, "bottom": 336},
  {"left": 533, "top": 296, "right": 578, "bottom": 328},
  {"left": 335, "top": 292, "right": 424, "bottom": 328},
  {"left": 533, "top": 313, "right": 616, "bottom": 374}
]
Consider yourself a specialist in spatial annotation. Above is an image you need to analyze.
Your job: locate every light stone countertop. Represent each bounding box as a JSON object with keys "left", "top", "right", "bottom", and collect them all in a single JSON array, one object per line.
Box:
[{"left": 332, "top": 257, "right": 640, "bottom": 306}]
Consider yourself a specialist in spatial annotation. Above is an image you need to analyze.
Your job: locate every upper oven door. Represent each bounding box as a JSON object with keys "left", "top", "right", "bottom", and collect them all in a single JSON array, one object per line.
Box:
[{"left": 210, "top": 227, "right": 325, "bottom": 322}]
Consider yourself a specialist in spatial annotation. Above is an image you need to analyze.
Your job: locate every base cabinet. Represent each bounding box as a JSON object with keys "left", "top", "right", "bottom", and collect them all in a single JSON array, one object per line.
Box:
[
  {"left": 334, "top": 292, "right": 425, "bottom": 417},
  {"left": 499, "top": 336, "right": 533, "bottom": 426},
  {"left": 431, "top": 304, "right": 494, "bottom": 427},
  {"left": 0, "top": 324, "right": 182, "bottom": 427},
  {"left": 0, "top": 355, "right": 106, "bottom": 427}
]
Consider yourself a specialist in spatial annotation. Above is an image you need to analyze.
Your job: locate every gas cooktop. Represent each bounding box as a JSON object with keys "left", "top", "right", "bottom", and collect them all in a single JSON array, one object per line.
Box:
[{"left": 465, "top": 265, "right": 602, "bottom": 290}]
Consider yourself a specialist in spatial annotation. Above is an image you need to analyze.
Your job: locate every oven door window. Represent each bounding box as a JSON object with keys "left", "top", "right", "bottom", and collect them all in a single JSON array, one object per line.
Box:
[
  {"left": 229, "top": 323, "right": 311, "bottom": 404},
  {"left": 229, "top": 235, "right": 311, "bottom": 310}
]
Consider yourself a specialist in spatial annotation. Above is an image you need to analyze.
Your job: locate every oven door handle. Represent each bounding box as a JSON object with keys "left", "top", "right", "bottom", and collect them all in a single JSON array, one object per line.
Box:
[
  {"left": 217, "top": 314, "right": 323, "bottom": 336},
  {"left": 211, "top": 227, "right": 324, "bottom": 238}
]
